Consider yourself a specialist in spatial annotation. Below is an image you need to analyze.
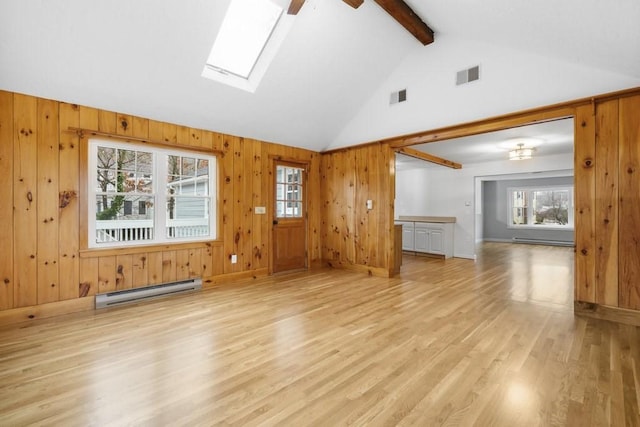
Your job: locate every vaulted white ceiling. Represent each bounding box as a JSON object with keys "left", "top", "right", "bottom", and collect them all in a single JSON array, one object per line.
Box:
[{"left": 1, "top": 0, "right": 639, "bottom": 152}]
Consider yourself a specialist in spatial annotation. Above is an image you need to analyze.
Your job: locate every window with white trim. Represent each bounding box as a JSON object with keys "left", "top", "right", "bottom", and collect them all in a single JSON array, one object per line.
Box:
[
  {"left": 88, "top": 140, "right": 217, "bottom": 248},
  {"left": 508, "top": 186, "right": 574, "bottom": 229}
]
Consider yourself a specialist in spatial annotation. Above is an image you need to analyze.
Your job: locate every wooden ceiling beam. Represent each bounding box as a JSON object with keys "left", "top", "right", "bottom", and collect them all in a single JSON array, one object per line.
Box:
[
  {"left": 287, "top": 0, "right": 306, "bottom": 15},
  {"left": 343, "top": 0, "right": 365, "bottom": 8},
  {"left": 373, "top": 0, "right": 434, "bottom": 45},
  {"left": 396, "top": 147, "right": 462, "bottom": 169}
]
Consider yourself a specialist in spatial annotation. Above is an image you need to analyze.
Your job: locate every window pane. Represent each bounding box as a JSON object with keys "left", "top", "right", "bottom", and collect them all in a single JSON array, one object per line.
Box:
[
  {"left": 182, "top": 157, "right": 196, "bottom": 176},
  {"left": 137, "top": 174, "right": 153, "bottom": 194},
  {"left": 197, "top": 159, "right": 209, "bottom": 175},
  {"left": 166, "top": 197, "right": 210, "bottom": 239},
  {"left": 97, "top": 147, "right": 116, "bottom": 169},
  {"left": 168, "top": 155, "right": 180, "bottom": 175},
  {"left": 276, "top": 200, "right": 285, "bottom": 217},
  {"left": 95, "top": 195, "right": 154, "bottom": 244},
  {"left": 137, "top": 152, "right": 153, "bottom": 174},
  {"left": 118, "top": 149, "right": 136, "bottom": 171},
  {"left": 290, "top": 202, "right": 302, "bottom": 218},
  {"left": 96, "top": 169, "right": 116, "bottom": 192},
  {"left": 532, "top": 190, "right": 569, "bottom": 225},
  {"left": 206, "top": 0, "right": 283, "bottom": 79},
  {"left": 512, "top": 207, "right": 528, "bottom": 225}
]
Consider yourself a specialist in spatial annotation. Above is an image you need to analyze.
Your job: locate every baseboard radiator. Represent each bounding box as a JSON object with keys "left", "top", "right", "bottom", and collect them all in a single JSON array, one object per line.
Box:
[
  {"left": 512, "top": 237, "right": 574, "bottom": 247},
  {"left": 96, "top": 278, "right": 202, "bottom": 309}
]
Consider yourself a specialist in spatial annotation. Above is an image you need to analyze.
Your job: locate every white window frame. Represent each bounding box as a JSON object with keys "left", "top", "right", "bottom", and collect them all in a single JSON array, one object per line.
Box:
[
  {"left": 507, "top": 185, "right": 574, "bottom": 230},
  {"left": 88, "top": 139, "right": 217, "bottom": 248}
]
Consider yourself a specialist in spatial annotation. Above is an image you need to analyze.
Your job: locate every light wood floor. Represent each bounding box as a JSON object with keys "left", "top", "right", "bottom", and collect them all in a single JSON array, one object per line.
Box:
[{"left": 0, "top": 242, "right": 638, "bottom": 426}]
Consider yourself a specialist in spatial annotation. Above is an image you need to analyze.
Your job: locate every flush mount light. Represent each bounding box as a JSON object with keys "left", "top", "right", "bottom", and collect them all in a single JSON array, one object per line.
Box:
[{"left": 509, "top": 143, "right": 535, "bottom": 160}]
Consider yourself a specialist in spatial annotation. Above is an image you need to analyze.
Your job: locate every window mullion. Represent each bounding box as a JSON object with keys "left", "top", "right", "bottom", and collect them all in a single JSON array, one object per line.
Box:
[{"left": 156, "top": 152, "right": 167, "bottom": 243}]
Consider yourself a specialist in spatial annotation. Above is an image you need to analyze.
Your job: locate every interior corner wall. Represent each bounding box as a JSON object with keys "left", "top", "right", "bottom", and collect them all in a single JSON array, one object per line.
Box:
[{"left": 320, "top": 143, "right": 395, "bottom": 275}]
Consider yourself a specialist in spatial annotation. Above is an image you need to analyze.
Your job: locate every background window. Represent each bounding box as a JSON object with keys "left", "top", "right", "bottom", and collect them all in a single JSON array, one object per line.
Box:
[{"left": 508, "top": 186, "right": 573, "bottom": 229}]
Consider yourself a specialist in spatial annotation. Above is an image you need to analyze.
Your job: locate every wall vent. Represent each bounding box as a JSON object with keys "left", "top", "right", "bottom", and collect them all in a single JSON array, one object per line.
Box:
[
  {"left": 95, "top": 278, "right": 202, "bottom": 309},
  {"left": 390, "top": 89, "right": 407, "bottom": 105},
  {"left": 456, "top": 65, "right": 480, "bottom": 85}
]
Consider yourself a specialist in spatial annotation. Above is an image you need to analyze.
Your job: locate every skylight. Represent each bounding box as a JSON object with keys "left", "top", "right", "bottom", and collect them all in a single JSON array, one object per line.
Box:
[{"left": 203, "top": 0, "right": 291, "bottom": 92}]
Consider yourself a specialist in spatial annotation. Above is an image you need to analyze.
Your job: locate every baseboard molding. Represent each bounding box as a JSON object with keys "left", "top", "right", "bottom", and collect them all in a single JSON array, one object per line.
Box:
[
  {"left": 574, "top": 301, "right": 640, "bottom": 327},
  {"left": 322, "top": 259, "right": 391, "bottom": 278},
  {"left": 204, "top": 268, "right": 270, "bottom": 288},
  {"left": 0, "top": 297, "right": 95, "bottom": 326}
]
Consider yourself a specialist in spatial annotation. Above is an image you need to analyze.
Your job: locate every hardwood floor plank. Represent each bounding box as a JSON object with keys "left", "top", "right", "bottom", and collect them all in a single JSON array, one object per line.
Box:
[{"left": 0, "top": 242, "right": 638, "bottom": 425}]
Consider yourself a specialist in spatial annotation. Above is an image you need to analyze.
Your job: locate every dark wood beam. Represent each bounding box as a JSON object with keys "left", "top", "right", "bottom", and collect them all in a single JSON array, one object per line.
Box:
[
  {"left": 396, "top": 147, "right": 462, "bottom": 169},
  {"left": 287, "top": 0, "right": 305, "bottom": 15},
  {"left": 373, "top": 0, "right": 434, "bottom": 45},
  {"left": 343, "top": 0, "right": 364, "bottom": 8}
]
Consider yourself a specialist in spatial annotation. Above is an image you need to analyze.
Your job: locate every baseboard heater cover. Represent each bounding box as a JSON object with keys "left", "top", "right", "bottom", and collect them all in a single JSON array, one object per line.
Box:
[
  {"left": 512, "top": 237, "right": 574, "bottom": 247},
  {"left": 96, "top": 278, "right": 202, "bottom": 309}
]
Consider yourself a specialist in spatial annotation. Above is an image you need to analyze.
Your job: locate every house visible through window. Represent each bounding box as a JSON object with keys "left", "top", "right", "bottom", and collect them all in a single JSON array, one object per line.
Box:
[
  {"left": 275, "top": 165, "right": 303, "bottom": 218},
  {"left": 508, "top": 186, "right": 574, "bottom": 229},
  {"left": 88, "top": 140, "right": 217, "bottom": 248}
]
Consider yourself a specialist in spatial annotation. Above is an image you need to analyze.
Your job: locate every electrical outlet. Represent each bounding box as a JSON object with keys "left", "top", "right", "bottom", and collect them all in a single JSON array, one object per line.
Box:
[
  {"left": 255, "top": 206, "right": 266, "bottom": 214},
  {"left": 366, "top": 200, "right": 373, "bottom": 210},
  {"left": 231, "top": 254, "right": 237, "bottom": 264}
]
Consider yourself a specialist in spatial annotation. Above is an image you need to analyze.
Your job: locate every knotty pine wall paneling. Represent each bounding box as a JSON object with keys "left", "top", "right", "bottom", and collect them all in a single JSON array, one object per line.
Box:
[
  {"left": 574, "top": 104, "right": 597, "bottom": 303},
  {"left": 13, "top": 94, "right": 38, "bottom": 307},
  {"left": 36, "top": 98, "right": 60, "bottom": 304},
  {"left": 0, "top": 89, "right": 321, "bottom": 318},
  {"left": 594, "top": 99, "right": 619, "bottom": 306},
  {"left": 618, "top": 94, "right": 640, "bottom": 310},
  {"left": 58, "top": 103, "right": 80, "bottom": 301},
  {"left": 320, "top": 143, "right": 395, "bottom": 276},
  {"left": 0, "top": 91, "right": 14, "bottom": 310}
]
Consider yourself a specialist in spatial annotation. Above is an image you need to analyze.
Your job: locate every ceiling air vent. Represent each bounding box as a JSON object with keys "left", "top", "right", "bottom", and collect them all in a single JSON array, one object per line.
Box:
[
  {"left": 456, "top": 65, "right": 480, "bottom": 86},
  {"left": 390, "top": 89, "right": 407, "bottom": 105}
]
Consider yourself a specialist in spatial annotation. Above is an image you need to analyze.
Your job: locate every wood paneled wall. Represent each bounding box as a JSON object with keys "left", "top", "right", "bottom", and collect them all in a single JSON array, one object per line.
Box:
[
  {"left": 2, "top": 88, "right": 640, "bottom": 319},
  {"left": 573, "top": 93, "right": 640, "bottom": 311},
  {"left": 0, "top": 90, "right": 320, "bottom": 312},
  {"left": 319, "top": 143, "right": 396, "bottom": 276}
]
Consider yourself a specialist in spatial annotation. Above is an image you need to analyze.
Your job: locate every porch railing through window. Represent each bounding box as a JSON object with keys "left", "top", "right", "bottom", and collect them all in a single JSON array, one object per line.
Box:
[{"left": 95, "top": 219, "right": 209, "bottom": 243}]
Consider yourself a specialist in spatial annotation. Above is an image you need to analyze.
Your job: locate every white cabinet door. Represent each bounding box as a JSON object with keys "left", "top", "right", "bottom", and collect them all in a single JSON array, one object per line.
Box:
[
  {"left": 414, "top": 226, "right": 429, "bottom": 252},
  {"left": 400, "top": 222, "right": 414, "bottom": 251},
  {"left": 428, "top": 228, "right": 444, "bottom": 254}
]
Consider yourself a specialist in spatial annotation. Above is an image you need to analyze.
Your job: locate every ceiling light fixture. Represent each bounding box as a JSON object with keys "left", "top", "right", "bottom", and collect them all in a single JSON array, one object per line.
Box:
[{"left": 509, "top": 143, "right": 535, "bottom": 160}]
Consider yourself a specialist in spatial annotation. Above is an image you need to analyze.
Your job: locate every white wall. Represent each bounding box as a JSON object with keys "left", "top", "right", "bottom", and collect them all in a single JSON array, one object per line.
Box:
[
  {"left": 395, "top": 168, "right": 430, "bottom": 218},
  {"left": 331, "top": 34, "right": 640, "bottom": 149},
  {"left": 396, "top": 153, "right": 573, "bottom": 259}
]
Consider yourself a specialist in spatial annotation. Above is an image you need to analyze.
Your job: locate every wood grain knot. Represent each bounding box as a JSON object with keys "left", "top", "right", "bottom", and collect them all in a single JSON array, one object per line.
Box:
[
  {"left": 120, "top": 120, "right": 128, "bottom": 131},
  {"left": 627, "top": 167, "right": 634, "bottom": 174},
  {"left": 3, "top": 278, "right": 9, "bottom": 284},
  {"left": 581, "top": 248, "right": 588, "bottom": 255},
  {"left": 584, "top": 158, "right": 593, "bottom": 168}
]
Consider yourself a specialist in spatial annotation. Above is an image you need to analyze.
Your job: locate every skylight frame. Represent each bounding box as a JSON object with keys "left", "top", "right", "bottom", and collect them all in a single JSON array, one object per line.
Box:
[{"left": 202, "top": 0, "right": 293, "bottom": 93}]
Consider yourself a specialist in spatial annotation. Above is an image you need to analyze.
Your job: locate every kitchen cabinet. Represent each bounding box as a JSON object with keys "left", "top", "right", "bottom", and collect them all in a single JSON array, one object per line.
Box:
[
  {"left": 395, "top": 217, "right": 455, "bottom": 258},
  {"left": 398, "top": 222, "right": 415, "bottom": 251}
]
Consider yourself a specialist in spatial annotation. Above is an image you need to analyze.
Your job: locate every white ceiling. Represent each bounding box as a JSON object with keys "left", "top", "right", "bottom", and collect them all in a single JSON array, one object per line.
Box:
[
  {"left": 1, "top": 0, "right": 638, "bottom": 152},
  {"left": 396, "top": 118, "right": 574, "bottom": 170}
]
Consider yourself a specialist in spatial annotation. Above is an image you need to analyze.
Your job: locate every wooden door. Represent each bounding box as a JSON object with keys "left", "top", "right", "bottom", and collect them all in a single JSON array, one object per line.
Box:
[{"left": 273, "top": 161, "right": 307, "bottom": 273}]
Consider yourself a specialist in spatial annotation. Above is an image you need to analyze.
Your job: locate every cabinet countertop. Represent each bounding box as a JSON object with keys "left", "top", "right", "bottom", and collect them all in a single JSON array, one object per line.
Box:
[{"left": 397, "top": 216, "right": 457, "bottom": 224}]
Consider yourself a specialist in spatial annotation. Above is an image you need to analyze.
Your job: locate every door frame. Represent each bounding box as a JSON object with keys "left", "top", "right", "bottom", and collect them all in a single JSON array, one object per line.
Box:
[{"left": 269, "top": 157, "right": 310, "bottom": 274}]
